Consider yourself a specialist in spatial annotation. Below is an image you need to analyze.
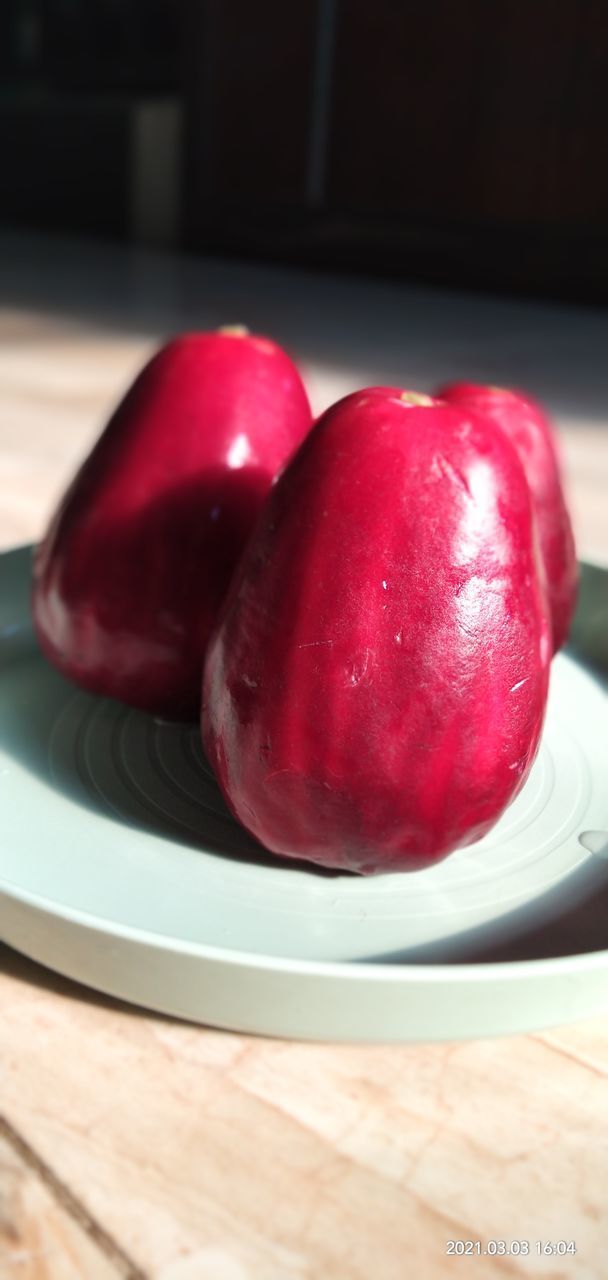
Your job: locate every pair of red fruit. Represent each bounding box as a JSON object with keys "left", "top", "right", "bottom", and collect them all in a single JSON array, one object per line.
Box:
[{"left": 33, "top": 328, "right": 577, "bottom": 874}]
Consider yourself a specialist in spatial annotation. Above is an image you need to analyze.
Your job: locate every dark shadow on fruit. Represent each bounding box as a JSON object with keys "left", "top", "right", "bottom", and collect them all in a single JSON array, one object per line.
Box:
[{"left": 34, "top": 465, "right": 282, "bottom": 720}]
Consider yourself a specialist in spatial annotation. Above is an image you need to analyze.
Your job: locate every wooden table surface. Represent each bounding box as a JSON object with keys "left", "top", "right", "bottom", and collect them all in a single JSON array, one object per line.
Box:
[{"left": 1, "top": 233, "right": 608, "bottom": 1280}]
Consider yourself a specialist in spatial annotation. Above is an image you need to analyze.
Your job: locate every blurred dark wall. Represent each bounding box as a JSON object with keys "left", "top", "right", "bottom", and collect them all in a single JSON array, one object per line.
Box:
[
  {"left": 183, "top": 0, "right": 608, "bottom": 302},
  {"left": 0, "top": 0, "right": 180, "bottom": 240},
  {"left": 2, "top": 1, "right": 608, "bottom": 300}
]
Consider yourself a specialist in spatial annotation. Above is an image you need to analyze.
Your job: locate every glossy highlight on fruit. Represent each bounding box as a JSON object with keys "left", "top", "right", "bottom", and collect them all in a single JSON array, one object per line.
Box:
[
  {"left": 203, "top": 387, "right": 551, "bottom": 873},
  {"left": 436, "top": 382, "right": 577, "bottom": 652},
  {"left": 33, "top": 329, "right": 313, "bottom": 718}
]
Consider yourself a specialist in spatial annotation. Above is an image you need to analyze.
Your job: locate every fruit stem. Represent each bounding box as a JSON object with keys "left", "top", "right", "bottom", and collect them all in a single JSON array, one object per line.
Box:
[{"left": 400, "top": 391, "right": 434, "bottom": 406}]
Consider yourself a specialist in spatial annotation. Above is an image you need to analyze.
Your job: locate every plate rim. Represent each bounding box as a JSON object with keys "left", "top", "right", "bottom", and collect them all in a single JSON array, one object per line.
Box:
[{"left": 3, "top": 874, "right": 608, "bottom": 983}]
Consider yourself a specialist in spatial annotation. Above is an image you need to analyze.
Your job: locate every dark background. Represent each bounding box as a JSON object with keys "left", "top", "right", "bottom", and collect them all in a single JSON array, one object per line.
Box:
[{"left": 2, "top": 0, "right": 608, "bottom": 302}]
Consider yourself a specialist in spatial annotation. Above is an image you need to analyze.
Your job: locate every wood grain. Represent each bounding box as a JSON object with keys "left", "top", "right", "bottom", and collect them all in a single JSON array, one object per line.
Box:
[
  {"left": 1, "top": 233, "right": 608, "bottom": 1278},
  {"left": 0, "top": 1126, "right": 125, "bottom": 1280},
  {"left": 2, "top": 948, "right": 608, "bottom": 1278}
]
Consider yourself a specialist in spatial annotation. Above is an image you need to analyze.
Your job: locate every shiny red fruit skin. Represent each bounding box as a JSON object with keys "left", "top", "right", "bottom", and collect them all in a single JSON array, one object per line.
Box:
[
  {"left": 436, "top": 382, "right": 577, "bottom": 652},
  {"left": 203, "top": 388, "right": 551, "bottom": 874},
  {"left": 32, "top": 331, "right": 313, "bottom": 718}
]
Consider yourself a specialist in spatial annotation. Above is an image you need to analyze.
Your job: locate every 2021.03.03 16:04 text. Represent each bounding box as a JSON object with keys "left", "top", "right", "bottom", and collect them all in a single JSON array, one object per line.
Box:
[{"left": 446, "top": 1240, "right": 576, "bottom": 1257}]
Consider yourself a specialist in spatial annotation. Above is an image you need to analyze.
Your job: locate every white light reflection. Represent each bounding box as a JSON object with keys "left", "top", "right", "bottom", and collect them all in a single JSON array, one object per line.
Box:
[
  {"left": 453, "top": 458, "right": 509, "bottom": 567},
  {"left": 227, "top": 433, "right": 251, "bottom": 469}
]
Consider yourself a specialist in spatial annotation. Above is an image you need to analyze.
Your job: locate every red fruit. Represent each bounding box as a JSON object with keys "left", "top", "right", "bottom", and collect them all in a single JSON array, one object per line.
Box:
[
  {"left": 33, "top": 329, "right": 312, "bottom": 718},
  {"left": 436, "top": 382, "right": 577, "bottom": 652},
  {"left": 203, "top": 388, "right": 551, "bottom": 874}
]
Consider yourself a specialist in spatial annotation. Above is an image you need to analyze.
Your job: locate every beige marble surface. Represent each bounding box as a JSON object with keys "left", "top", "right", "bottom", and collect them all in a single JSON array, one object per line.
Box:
[{"left": 1, "top": 233, "right": 607, "bottom": 1278}]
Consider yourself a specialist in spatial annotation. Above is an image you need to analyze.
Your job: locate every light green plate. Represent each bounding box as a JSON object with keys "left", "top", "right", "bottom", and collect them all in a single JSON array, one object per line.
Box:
[{"left": 1, "top": 545, "right": 608, "bottom": 1041}]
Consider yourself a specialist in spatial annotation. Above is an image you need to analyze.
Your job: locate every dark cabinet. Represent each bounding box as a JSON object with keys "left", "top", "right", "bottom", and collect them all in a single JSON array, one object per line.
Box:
[
  {"left": 2, "top": 1, "right": 607, "bottom": 299},
  {"left": 183, "top": 0, "right": 608, "bottom": 300}
]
